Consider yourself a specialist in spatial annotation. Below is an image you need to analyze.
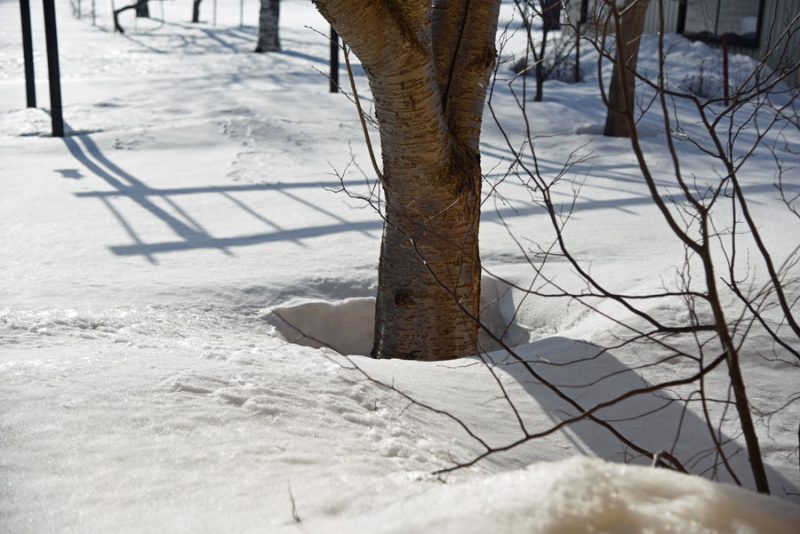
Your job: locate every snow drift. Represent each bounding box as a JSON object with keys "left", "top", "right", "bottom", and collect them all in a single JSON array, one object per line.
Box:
[{"left": 1, "top": 0, "right": 798, "bottom": 532}]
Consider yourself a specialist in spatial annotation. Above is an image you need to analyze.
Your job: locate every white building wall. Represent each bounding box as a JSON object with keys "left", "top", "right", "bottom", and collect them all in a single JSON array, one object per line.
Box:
[{"left": 563, "top": 0, "right": 800, "bottom": 85}]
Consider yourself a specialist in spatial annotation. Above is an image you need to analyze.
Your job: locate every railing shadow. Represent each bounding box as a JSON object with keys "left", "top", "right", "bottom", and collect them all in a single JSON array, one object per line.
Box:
[
  {"left": 62, "top": 130, "right": 800, "bottom": 261},
  {"left": 61, "top": 129, "right": 380, "bottom": 262},
  {"left": 479, "top": 139, "right": 800, "bottom": 214}
]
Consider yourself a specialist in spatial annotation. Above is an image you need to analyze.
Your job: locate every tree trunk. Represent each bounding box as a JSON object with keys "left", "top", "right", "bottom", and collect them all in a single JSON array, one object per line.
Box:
[
  {"left": 313, "top": 0, "right": 501, "bottom": 360},
  {"left": 113, "top": 0, "right": 150, "bottom": 32},
  {"left": 603, "top": 0, "right": 651, "bottom": 137},
  {"left": 191, "top": 0, "right": 202, "bottom": 23},
  {"left": 135, "top": 0, "right": 149, "bottom": 18},
  {"left": 534, "top": 28, "right": 547, "bottom": 102},
  {"left": 534, "top": 0, "right": 561, "bottom": 101},
  {"left": 372, "top": 143, "right": 482, "bottom": 360},
  {"left": 255, "top": 0, "right": 280, "bottom": 53}
]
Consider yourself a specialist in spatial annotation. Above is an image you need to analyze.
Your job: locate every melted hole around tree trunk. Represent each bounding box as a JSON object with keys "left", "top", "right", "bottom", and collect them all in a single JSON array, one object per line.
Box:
[{"left": 262, "top": 276, "right": 531, "bottom": 357}]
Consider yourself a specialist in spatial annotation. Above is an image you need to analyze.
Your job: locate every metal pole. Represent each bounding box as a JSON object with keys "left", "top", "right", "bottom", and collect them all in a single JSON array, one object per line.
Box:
[
  {"left": 722, "top": 33, "right": 729, "bottom": 106},
  {"left": 19, "top": 0, "right": 37, "bottom": 108},
  {"left": 676, "top": 0, "right": 687, "bottom": 35},
  {"left": 213, "top": 0, "right": 217, "bottom": 26},
  {"left": 239, "top": 0, "right": 243, "bottom": 29},
  {"left": 575, "top": 22, "right": 581, "bottom": 83},
  {"left": 43, "top": 0, "right": 64, "bottom": 137},
  {"left": 329, "top": 26, "right": 339, "bottom": 93}
]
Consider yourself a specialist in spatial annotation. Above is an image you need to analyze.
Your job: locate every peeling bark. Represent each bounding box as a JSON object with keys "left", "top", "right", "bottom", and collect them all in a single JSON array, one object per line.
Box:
[
  {"left": 313, "top": 0, "right": 501, "bottom": 360},
  {"left": 372, "top": 142, "right": 482, "bottom": 360}
]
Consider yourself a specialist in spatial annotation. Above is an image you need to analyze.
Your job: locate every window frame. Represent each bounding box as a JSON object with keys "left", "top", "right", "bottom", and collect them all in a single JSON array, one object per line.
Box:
[{"left": 677, "top": 0, "right": 766, "bottom": 49}]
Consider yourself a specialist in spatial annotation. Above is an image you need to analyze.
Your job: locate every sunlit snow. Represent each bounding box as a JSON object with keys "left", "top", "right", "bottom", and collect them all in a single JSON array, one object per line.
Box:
[{"left": 1, "top": 0, "right": 798, "bottom": 532}]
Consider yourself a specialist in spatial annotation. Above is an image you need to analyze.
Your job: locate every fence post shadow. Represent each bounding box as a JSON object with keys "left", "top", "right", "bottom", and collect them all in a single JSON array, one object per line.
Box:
[{"left": 61, "top": 130, "right": 382, "bottom": 260}]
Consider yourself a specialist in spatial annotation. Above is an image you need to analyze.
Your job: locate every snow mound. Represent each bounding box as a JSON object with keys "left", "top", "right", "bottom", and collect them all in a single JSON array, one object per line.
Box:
[
  {"left": 479, "top": 275, "right": 531, "bottom": 350},
  {"left": 264, "top": 296, "right": 376, "bottom": 356},
  {"left": 263, "top": 276, "right": 530, "bottom": 356},
  {"left": 336, "top": 457, "right": 800, "bottom": 533}
]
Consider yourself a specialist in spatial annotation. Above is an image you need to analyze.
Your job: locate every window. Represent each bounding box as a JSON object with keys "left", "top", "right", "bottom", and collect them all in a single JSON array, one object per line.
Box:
[
  {"left": 579, "top": 0, "right": 589, "bottom": 24},
  {"left": 678, "top": 0, "right": 765, "bottom": 48}
]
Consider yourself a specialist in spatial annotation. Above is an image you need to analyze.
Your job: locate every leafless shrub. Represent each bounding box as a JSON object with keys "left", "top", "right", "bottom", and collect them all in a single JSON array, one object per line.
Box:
[{"left": 327, "top": 0, "right": 800, "bottom": 497}]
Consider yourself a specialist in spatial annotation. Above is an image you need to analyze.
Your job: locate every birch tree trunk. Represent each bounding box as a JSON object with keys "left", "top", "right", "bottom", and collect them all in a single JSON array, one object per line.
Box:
[
  {"left": 312, "top": 0, "right": 501, "bottom": 360},
  {"left": 255, "top": 0, "right": 281, "bottom": 52},
  {"left": 603, "top": 0, "right": 651, "bottom": 137}
]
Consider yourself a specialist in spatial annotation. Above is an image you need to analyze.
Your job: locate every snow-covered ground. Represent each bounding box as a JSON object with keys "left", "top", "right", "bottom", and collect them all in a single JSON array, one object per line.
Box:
[{"left": 1, "top": 0, "right": 799, "bottom": 532}]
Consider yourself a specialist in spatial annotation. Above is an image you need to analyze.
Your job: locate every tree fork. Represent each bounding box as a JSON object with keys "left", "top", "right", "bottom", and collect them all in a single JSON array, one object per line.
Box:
[{"left": 314, "top": 0, "right": 500, "bottom": 360}]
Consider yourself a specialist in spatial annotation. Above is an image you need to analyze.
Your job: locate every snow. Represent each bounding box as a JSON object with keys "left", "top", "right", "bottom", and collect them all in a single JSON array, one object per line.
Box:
[
  {"left": 335, "top": 457, "right": 800, "bottom": 534},
  {"left": 1, "top": 0, "right": 799, "bottom": 532}
]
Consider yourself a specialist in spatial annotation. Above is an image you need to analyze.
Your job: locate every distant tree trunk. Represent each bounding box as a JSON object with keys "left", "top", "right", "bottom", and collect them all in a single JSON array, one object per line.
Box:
[
  {"left": 192, "top": 0, "right": 202, "bottom": 23},
  {"left": 515, "top": 1, "right": 543, "bottom": 101},
  {"left": 603, "top": 0, "right": 651, "bottom": 137},
  {"left": 516, "top": 0, "right": 561, "bottom": 102},
  {"left": 312, "top": 0, "right": 501, "bottom": 360},
  {"left": 255, "top": 0, "right": 281, "bottom": 52},
  {"left": 534, "top": 29, "right": 546, "bottom": 102},
  {"left": 113, "top": 0, "right": 150, "bottom": 32},
  {"left": 533, "top": 0, "right": 561, "bottom": 101}
]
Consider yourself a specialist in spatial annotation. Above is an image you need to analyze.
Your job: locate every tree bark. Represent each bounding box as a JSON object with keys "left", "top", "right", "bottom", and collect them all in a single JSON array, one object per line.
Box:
[
  {"left": 313, "top": 0, "right": 500, "bottom": 360},
  {"left": 535, "top": 28, "right": 546, "bottom": 102},
  {"left": 603, "top": 0, "right": 651, "bottom": 137},
  {"left": 255, "top": 0, "right": 281, "bottom": 53},
  {"left": 372, "top": 143, "right": 482, "bottom": 360}
]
